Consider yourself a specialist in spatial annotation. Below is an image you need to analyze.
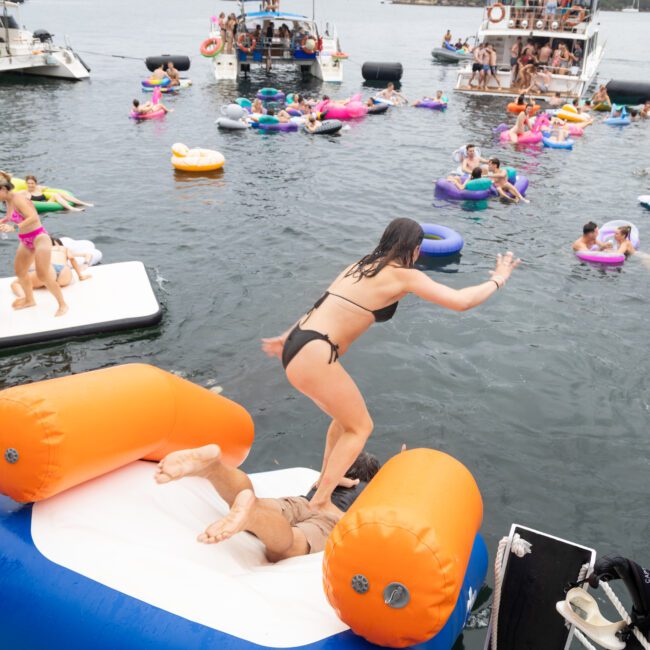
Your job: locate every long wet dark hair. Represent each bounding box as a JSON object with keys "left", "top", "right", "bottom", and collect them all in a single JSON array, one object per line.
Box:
[{"left": 346, "top": 217, "right": 424, "bottom": 281}]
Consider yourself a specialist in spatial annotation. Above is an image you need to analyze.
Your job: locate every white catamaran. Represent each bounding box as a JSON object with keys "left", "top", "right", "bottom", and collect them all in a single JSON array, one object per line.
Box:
[
  {"left": 207, "top": 0, "right": 344, "bottom": 83},
  {"left": 0, "top": 1, "right": 89, "bottom": 80},
  {"left": 455, "top": 0, "right": 604, "bottom": 99}
]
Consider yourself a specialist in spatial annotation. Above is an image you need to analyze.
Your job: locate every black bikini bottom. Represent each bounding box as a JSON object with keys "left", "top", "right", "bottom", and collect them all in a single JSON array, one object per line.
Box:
[{"left": 282, "top": 324, "right": 340, "bottom": 369}]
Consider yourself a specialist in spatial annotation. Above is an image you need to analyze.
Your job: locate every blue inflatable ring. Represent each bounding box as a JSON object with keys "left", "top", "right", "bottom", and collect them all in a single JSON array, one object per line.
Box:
[{"left": 420, "top": 223, "right": 464, "bottom": 257}]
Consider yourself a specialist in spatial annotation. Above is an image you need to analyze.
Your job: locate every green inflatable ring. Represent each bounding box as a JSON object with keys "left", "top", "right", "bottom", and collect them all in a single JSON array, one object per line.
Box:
[
  {"left": 33, "top": 201, "right": 66, "bottom": 213},
  {"left": 465, "top": 178, "right": 493, "bottom": 191}
]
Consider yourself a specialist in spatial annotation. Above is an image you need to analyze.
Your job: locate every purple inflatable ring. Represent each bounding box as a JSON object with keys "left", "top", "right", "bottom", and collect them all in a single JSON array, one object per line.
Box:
[
  {"left": 576, "top": 250, "right": 626, "bottom": 265},
  {"left": 251, "top": 121, "right": 299, "bottom": 132},
  {"left": 434, "top": 178, "right": 491, "bottom": 201},
  {"left": 415, "top": 100, "right": 447, "bottom": 110}
]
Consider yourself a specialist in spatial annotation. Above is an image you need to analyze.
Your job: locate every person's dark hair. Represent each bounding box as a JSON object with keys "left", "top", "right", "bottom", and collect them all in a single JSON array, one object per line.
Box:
[
  {"left": 50, "top": 236, "right": 63, "bottom": 246},
  {"left": 471, "top": 167, "right": 483, "bottom": 179},
  {"left": 25, "top": 174, "right": 38, "bottom": 183},
  {"left": 322, "top": 94, "right": 329, "bottom": 101},
  {"left": 583, "top": 221, "right": 598, "bottom": 235},
  {"left": 466, "top": 143, "right": 475, "bottom": 150},
  {"left": 489, "top": 157, "right": 501, "bottom": 168},
  {"left": 0, "top": 177, "right": 14, "bottom": 191},
  {"left": 267, "top": 108, "right": 275, "bottom": 116},
  {"left": 516, "top": 94, "right": 525, "bottom": 104},
  {"left": 618, "top": 226, "right": 631, "bottom": 239},
  {"left": 344, "top": 451, "right": 381, "bottom": 483},
  {"left": 133, "top": 99, "right": 140, "bottom": 107},
  {"left": 346, "top": 218, "right": 424, "bottom": 281},
  {"left": 630, "top": 108, "right": 638, "bottom": 117}
]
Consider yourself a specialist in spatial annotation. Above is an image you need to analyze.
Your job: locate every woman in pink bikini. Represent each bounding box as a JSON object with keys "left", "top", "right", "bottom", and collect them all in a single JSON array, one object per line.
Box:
[{"left": 0, "top": 175, "right": 68, "bottom": 316}]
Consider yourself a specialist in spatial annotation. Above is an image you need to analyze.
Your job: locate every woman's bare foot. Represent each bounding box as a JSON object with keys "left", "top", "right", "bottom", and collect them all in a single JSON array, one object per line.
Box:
[
  {"left": 155, "top": 444, "right": 221, "bottom": 483},
  {"left": 55, "top": 304, "right": 68, "bottom": 317},
  {"left": 67, "top": 206, "right": 84, "bottom": 213},
  {"left": 10, "top": 281, "right": 25, "bottom": 298},
  {"left": 12, "top": 297, "right": 36, "bottom": 310},
  {"left": 198, "top": 489, "right": 255, "bottom": 544}
]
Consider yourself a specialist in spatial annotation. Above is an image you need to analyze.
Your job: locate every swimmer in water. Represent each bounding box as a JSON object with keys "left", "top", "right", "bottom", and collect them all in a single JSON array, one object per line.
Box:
[
  {"left": 487, "top": 158, "right": 529, "bottom": 203},
  {"left": 572, "top": 221, "right": 611, "bottom": 252}
]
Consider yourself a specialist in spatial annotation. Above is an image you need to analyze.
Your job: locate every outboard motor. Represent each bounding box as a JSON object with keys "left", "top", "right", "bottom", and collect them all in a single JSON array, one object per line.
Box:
[{"left": 33, "top": 29, "right": 54, "bottom": 43}]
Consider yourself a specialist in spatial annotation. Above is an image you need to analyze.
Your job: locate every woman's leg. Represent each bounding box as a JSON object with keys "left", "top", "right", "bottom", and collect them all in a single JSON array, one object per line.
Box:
[
  {"left": 11, "top": 271, "right": 41, "bottom": 297},
  {"left": 51, "top": 193, "right": 83, "bottom": 212},
  {"left": 12, "top": 244, "right": 36, "bottom": 309},
  {"left": 59, "top": 190, "right": 93, "bottom": 207},
  {"left": 285, "top": 341, "right": 373, "bottom": 513},
  {"left": 33, "top": 235, "right": 68, "bottom": 316},
  {"left": 57, "top": 265, "right": 73, "bottom": 287}
]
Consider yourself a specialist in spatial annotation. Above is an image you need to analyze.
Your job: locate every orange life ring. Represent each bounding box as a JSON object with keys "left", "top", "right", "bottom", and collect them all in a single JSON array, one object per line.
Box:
[
  {"left": 564, "top": 6, "right": 586, "bottom": 27},
  {"left": 301, "top": 34, "right": 317, "bottom": 53},
  {"left": 331, "top": 51, "right": 349, "bottom": 60},
  {"left": 237, "top": 33, "right": 257, "bottom": 54},
  {"left": 507, "top": 102, "right": 540, "bottom": 115},
  {"left": 200, "top": 37, "right": 223, "bottom": 58},
  {"left": 488, "top": 3, "right": 506, "bottom": 23}
]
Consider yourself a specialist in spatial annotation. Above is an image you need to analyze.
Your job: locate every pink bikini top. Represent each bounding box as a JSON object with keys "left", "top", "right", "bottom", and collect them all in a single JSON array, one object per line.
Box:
[{"left": 10, "top": 210, "right": 25, "bottom": 224}]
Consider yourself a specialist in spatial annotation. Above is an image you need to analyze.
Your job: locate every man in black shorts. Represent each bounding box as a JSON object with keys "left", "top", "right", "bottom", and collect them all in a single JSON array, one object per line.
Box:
[
  {"left": 469, "top": 43, "right": 485, "bottom": 88},
  {"left": 155, "top": 444, "right": 380, "bottom": 561}
]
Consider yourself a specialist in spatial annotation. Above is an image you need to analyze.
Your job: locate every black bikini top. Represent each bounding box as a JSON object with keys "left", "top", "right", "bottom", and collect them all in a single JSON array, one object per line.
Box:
[{"left": 313, "top": 291, "right": 399, "bottom": 323}]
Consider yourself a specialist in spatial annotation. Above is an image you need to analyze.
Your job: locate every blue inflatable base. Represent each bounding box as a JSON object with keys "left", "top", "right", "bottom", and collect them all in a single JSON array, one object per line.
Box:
[{"left": 0, "top": 494, "right": 487, "bottom": 650}]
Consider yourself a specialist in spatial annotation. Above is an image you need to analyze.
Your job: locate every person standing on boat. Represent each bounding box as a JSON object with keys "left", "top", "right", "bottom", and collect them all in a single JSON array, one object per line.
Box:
[
  {"left": 510, "top": 37, "right": 523, "bottom": 88},
  {"left": 486, "top": 44, "right": 502, "bottom": 90},
  {"left": 443, "top": 29, "right": 452, "bottom": 47},
  {"left": 261, "top": 218, "right": 520, "bottom": 516},
  {"left": 469, "top": 43, "right": 485, "bottom": 88}
]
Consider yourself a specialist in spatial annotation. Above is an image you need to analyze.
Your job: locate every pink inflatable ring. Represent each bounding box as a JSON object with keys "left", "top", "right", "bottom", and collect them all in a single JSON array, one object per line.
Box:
[{"left": 575, "top": 250, "right": 626, "bottom": 265}]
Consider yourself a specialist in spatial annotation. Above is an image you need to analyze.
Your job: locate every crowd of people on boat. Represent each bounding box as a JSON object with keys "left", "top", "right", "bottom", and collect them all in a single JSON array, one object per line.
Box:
[
  {"left": 497, "top": 0, "right": 593, "bottom": 30},
  {"left": 467, "top": 38, "right": 583, "bottom": 91}
]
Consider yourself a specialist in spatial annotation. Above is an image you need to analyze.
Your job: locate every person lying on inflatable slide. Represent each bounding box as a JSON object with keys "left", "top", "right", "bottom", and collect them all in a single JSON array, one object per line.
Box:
[{"left": 155, "top": 445, "right": 380, "bottom": 561}]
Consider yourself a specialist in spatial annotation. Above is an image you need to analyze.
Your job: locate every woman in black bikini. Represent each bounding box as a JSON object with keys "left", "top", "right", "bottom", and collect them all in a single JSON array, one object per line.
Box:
[
  {"left": 25, "top": 175, "right": 93, "bottom": 212},
  {"left": 262, "top": 218, "right": 520, "bottom": 515}
]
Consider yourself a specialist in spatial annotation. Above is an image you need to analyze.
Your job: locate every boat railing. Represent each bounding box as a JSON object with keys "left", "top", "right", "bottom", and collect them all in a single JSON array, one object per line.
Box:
[{"left": 480, "top": 3, "right": 592, "bottom": 34}]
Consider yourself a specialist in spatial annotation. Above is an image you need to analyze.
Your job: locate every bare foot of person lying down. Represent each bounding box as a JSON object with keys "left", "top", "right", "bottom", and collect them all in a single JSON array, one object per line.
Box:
[
  {"left": 155, "top": 444, "right": 222, "bottom": 484},
  {"left": 197, "top": 489, "right": 255, "bottom": 544}
]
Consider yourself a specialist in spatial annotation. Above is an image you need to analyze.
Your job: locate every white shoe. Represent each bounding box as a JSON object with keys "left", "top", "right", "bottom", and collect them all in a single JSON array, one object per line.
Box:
[{"left": 556, "top": 588, "right": 626, "bottom": 650}]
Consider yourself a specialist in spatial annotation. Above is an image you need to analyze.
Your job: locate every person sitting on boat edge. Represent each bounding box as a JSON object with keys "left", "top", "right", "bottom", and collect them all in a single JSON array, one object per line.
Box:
[
  {"left": 132, "top": 98, "right": 171, "bottom": 115},
  {"left": 447, "top": 167, "right": 484, "bottom": 190},
  {"left": 572, "top": 221, "right": 611, "bottom": 252},
  {"left": 24, "top": 175, "right": 92, "bottom": 212},
  {"left": 526, "top": 65, "right": 551, "bottom": 95},
  {"left": 155, "top": 445, "right": 380, "bottom": 560},
  {"left": 488, "top": 158, "right": 529, "bottom": 204}
]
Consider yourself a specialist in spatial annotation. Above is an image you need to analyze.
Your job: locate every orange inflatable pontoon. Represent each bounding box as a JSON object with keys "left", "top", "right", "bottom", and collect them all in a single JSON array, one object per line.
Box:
[
  {"left": 323, "top": 449, "right": 483, "bottom": 648},
  {"left": 0, "top": 364, "right": 254, "bottom": 502}
]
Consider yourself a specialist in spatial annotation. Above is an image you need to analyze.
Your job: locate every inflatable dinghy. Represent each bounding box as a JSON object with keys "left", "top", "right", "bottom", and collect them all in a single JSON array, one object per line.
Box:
[{"left": 0, "top": 261, "right": 161, "bottom": 349}]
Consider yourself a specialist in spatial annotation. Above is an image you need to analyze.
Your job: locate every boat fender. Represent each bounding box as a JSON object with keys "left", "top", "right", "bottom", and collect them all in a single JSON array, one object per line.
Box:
[
  {"left": 361, "top": 62, "right": 403, "bottom": 82},
  {"left": 145, "top": 55, "right": 191, "bottom": 72}
]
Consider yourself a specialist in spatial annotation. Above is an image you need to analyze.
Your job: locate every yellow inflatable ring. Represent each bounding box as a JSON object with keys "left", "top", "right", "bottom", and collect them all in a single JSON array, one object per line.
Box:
[{"left": 171, "top": 143, "right": 225, "bottom": 172}]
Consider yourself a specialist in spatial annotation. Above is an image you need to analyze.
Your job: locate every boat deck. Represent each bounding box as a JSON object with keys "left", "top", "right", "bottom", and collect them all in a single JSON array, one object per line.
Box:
[{"left": 455, "top": 85, "right": 579, "bottom": 100}]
